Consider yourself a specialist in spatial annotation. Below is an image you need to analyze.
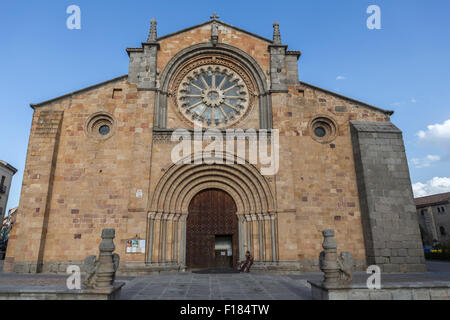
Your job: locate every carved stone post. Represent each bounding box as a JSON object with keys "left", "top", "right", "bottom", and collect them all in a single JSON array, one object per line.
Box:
[
  {"left": 95, "top": 229, "right": 116, "bottom": 289},
  {"left": 211, "top": 21, "right": 219, "bottom": 46},
  {"left": 273, "top": 22, "right": 281, "bottom": 45},
  {"left": 320, "top": 230, "right": 340, "bottom": 287},
  {"left": 269, "top": 22, "right": 287, "bottom": 92},
  {"left": 147, "top": 18, "right": 157, "bottom": 42}
]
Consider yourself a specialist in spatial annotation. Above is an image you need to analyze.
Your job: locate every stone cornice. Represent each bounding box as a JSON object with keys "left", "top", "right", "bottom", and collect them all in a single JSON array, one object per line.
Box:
[{"left": 30, "top": 75, "right": 128, "bottom": 109}]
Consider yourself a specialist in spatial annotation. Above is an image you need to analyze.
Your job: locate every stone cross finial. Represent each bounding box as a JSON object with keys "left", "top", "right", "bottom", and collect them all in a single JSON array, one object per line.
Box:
[
  {"left": 147, "top": 18, "right": 157, "bottom": 42},
  {"left": 273, "top": 22, "right": 281, "bottom": 45},
  {"left": 210, "top": 12, "right": 220, "bottom": 20}
]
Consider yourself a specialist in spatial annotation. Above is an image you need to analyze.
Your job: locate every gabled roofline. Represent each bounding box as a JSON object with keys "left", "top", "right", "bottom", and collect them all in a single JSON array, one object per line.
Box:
[
  {"left": 416, "top": 199, "right": 449, "bottom": 209},
  {"left": 299, "top": 81, "right": 394, "bottom": 116},
  {"left": 30, "top": 75, "right": 128, "bottom": 109},
  {"left": 126, "top": 20, "right": 274, "bottom": 56},
  {"left": 415, "top": 192, "right": 450, "bottom": 208},
  {"left": 156, "top": 20, "right": 274, "bottom": 44},
  {"left": 0, "top": 160, "right": 18, "bottom": 174}
]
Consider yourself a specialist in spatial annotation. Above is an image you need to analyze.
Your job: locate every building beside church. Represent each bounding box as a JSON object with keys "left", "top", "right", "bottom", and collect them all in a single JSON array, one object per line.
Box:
[
  {"left": 0, "top": 160, "right": 17, "bottom": 223},
  {"left": 0, "top": 207, "right": 18, "bottom": 260},
  {"left": 4, "top": 16, "right": 426, "bottom": 274},
  {"left": 415, "top": 192, "right": 450, "bottom": 246}
]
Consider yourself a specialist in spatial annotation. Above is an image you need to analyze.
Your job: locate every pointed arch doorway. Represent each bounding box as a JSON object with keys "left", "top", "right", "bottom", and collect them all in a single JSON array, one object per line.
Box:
[{"left": 186, "top": 189, "right": 239, "bottom": 270}]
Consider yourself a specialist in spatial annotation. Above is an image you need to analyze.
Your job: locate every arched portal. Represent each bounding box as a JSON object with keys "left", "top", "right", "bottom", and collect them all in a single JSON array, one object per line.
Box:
[
  {"left": 186, "top": 189, "right": 238, "bottom": 270},
  {"left": 146, "top": 153, "right": 279, "bottom": 269}
]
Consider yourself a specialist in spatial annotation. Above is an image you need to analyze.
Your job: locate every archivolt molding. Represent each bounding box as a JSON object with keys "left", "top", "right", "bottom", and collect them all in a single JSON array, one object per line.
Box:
[
  {"left": 160, "top": 43, "right": 268, "bottom": 94},
  {"left": 149, "top": 152, "right": 276, "bottom": 216}
]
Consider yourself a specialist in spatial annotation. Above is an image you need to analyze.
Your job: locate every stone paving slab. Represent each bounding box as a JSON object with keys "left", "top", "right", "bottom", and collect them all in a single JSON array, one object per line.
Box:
[
  {"left": 119, "top": 273, "right": 320, "bottom": 300},
  {"left": 0, "top": 261, "right": 448, "bottom": 300}
]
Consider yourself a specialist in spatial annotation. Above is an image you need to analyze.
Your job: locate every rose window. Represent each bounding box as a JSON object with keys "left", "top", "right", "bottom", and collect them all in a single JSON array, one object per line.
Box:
[{"left": 177, "top": 66, "right": 250, "bottom": 128}]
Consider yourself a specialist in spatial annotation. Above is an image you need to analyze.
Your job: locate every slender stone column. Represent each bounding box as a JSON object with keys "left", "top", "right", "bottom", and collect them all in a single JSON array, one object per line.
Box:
[
  {"left": 147, "top": 213, "right": 156, "bottom": 263},
  {"left": 155, "top": 213, "right": 163, "bottom": 262},
  {"left": 161, "top": 214, "right": 168, "bottom": 263},
  {"left": 246, "top": 215, "right": 252, "bottom": 255},
  {"left": 263, "top": 214, "right": 271, "bottom": 262},
  {"left": 238, "top": 216, "right": 245, "bottom": 261},
  {"left": 156, "top": 214, "right": 163, "bottom": 263},
  {"left": 270, "top": 215, "right": 277, "bottom": 262},
  {"left": 258, "top": 215, "right": 264, "bottom": 261},
  {"left": 173, "top": 215, "right": 179, "bottom": 263},
  {"left": 180, "top": 215, "right": 188, "bottom": 269}
]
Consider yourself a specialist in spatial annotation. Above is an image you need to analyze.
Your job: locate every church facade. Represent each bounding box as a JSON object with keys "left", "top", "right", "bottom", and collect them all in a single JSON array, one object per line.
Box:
[{"left": 4, "top": 17, "right": 426, "bottom": 274}]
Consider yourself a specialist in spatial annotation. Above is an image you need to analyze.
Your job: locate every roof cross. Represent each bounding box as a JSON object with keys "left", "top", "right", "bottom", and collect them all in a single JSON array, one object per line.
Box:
[{"left": 210, "top": 12, "right": 220, "bottom": 20}]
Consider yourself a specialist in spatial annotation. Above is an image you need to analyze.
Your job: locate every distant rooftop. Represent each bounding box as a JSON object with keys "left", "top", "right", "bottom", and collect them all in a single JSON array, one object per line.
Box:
[
  {"left": 414, "top": 192, "right": 450, "bottom": 208},
  {"left": 0, "top": 161, "right": 17, "bottom": 174}
]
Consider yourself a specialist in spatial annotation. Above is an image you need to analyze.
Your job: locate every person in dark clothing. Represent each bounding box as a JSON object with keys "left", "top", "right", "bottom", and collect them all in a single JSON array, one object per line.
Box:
[{"left": 238, "top": 251, "right": 254, "bottom": 273}]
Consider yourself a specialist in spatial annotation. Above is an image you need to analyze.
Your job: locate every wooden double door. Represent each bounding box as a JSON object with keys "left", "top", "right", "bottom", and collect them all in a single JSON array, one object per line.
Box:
[{"left": 186, "top": 189, "right": 239, "bottom": 270}]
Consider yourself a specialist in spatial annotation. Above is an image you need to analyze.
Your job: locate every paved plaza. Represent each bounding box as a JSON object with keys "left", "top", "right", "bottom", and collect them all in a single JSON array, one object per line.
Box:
[
  {"left": 120, "top": 273, "right": 318, "bottom": 300},
  {"left": 0, "top": 261, "right": 449, "bottom": 300}
]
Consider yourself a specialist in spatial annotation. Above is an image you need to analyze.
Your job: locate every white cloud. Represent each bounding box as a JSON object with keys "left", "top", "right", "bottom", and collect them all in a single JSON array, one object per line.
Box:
[
  {"left": 389, "top": 98, "right": 416, "bottom": 107},
  {"left": 390, "top": 101, "right": 403, "bottom": 107},
  {"left": 410, "top": 154, "right": 441, "bottom": 168},
  {"left": 336, "top": 76, "right": 346, "bottom": 80},
  {"left": 417, "top": 119, "right": 450, "bottom": 149},
  {"left": 412, "top": 177, "right": 450, "bottom": 197}
]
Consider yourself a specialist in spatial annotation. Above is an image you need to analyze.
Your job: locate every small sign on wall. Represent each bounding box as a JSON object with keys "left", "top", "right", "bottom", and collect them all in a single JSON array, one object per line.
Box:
[{"left": 126, "top": 239, "right": 146, "bottom": 254}]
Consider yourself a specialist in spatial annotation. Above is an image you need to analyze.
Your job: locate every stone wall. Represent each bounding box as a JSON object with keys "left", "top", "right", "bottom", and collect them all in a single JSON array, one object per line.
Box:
[
  {"left": 276, "top": 84, "right": 391, "bottom": 267},
  {"left": 5, "top": 20, "right": 416, "bottom": 274},
  {"left": 350, "top": 121, "right": 426, "bottom": 273},
  {"left": 5, "top": 78, "right": 153, "bottom": 272},
  {"left": 310, "top": 281, "right": 450, "bottom": 300}
]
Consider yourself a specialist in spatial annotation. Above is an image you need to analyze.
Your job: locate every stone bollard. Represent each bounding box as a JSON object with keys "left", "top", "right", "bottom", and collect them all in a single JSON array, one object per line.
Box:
[
  {"left": 94, "top": 229, "right": 116, "bottom": 289},
  {"left": 319, "top": 230, "right": 340, "bottom": 287}
]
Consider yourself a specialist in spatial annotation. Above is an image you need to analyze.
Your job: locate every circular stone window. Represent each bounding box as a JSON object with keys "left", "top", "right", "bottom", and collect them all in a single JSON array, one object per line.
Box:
[
  {"left": 309, "top": 116, "right": 338, "bottom": 143},
  {"left": 85, "top": 112, "right": 116, "bottom": 141},
  {"left": 176, "top": 65, "right": 250, "bottom": 128},
  {"left": 314, "top": 126, "right": 326, "bottom": 138},
  {"left": 99, "top": 125, "right": 111, "bottom": 136}
]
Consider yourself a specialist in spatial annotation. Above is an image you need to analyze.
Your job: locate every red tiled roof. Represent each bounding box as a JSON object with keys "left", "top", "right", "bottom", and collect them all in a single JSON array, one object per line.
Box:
[{"left": 414, "top": 192, "right": 450, "bottom": 208}]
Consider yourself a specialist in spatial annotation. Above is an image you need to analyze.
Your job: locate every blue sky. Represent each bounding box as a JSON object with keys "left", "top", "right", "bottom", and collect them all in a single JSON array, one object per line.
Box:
[{"left": 1, "top": 0, "right": 450, "bottom": 214}]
